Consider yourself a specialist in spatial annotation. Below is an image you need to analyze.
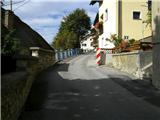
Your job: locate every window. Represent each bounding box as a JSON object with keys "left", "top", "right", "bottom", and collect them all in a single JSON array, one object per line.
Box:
[
  {"left": 105, "top": 9, "right": 108, "bottom": 21},
  {"left": 82, "top": 44, "right": 86, "bottom": 46},
  {"left": 133, "top": 11, "right": 141, "bottom": 20},
  {"left": 124, "top": 36, "right": 129, "bottom": 39}
]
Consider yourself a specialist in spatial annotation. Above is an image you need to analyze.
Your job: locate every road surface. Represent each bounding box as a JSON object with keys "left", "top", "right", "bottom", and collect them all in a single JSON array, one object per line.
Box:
[{"left": 19, "top": 54, "right": 160, "bottom": 120}]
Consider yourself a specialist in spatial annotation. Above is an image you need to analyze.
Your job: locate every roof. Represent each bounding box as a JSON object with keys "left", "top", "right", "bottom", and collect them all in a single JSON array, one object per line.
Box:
[
  {"left": 93, "top": 13, "right": 99, "bottom": 26},
  {"left": 90, "top": 0, "right": 102, "bottom": 5},
  {"left": 1, "top": 8, "right": 54, "bottom": 51}
]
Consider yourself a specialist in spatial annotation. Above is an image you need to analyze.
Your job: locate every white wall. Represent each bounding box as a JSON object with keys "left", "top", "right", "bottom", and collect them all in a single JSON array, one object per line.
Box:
[
  {"left": 80, "top": 37, "right": 94, "bottom": 51},
  {"left": 99, "top": 0, "right": 117, "bottom": 39},
  {"left": 98, "top": 0, "right": 116, "bottom": 49},
  {"left": 98, "top": 34, "right": 115, "bottom": 48}
]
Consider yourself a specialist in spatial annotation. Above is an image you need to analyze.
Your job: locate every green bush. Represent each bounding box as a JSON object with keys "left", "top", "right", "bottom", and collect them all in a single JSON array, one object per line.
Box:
[
  {"left": 110, "top": 34, "right": 123, "bottom": 47},
  {"left": 128, "top": 39, "right": 135, "bottom": 45},
  {"left": 1, "top": 26, "right": 20, "bottom": 56}
]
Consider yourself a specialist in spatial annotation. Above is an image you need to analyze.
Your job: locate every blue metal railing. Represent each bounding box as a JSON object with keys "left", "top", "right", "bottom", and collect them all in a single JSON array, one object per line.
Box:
[{"left": 55, "top": 48, "right": 80, "bottom": 61}]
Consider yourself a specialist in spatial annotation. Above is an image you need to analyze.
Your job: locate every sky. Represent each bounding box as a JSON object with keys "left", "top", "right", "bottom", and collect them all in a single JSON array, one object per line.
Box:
[{"left": 4, "top": 0, "right": 99, "bottom": 44}]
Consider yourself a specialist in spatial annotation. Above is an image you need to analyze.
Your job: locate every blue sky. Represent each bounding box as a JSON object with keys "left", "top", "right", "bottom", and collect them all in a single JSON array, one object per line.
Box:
[{"left": 4, "top": 0, "right": 98, "bottom": 44}]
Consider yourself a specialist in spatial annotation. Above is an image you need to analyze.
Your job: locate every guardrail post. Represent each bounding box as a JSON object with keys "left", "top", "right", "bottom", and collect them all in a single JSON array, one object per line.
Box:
[
  {"left": 67, "top": 49, "right": 70, "bottom": 57},
  {"left": 60, "top": 50, "right": 63, "bottom": 60},
  {"left": 64, "top": 50, "right": 67, "bottom": 59},
  {"left": 70, "top": 49, "right": 73, "bottom": 56},
  {"left": 55, "top": 50, "right": 58, "bottom": 61}
]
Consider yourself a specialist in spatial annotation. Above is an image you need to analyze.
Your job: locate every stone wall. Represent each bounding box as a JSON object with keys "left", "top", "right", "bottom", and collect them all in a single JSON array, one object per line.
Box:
[
  {"left": 112, "top": 51, "right": 140, "bottom": 77},
  {"left": 139, "top": 51, "right": 153, "bottom": 78},
  {"left": 1, "top": 57, "right": 39, "bottom": 120},
  {"left": 30, "top": 47, "right": 55, "bottom": 69},
  {"left": 1, "top": 8, "right": 56, "bottom": 120},
  {"left": 2, "top": 72, "right": 28, "bottom": 120},
  {"left": 104, "top": 50, "right": 113, "bottom": 66},
  {"left": 2, "top": 48, "right": 55, "bottom": 120},
  {"left": 109, "top": 51, "right": 152, "bottom": 79}
]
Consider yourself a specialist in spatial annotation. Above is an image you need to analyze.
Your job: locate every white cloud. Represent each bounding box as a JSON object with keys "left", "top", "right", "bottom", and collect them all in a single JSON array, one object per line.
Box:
[{"left": 25, "top": 17, "right": 62, "bottom": 27}]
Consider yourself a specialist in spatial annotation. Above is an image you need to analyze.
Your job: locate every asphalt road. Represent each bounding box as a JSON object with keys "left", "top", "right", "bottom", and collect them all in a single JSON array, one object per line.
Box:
[{"left": 19, "top": 54, "right": 160, "bottom": 120}]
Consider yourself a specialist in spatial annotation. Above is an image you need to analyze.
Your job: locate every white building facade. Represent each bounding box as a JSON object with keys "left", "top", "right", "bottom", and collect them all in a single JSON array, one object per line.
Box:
[
  {"left": 80, "top": 36, "right": 94, "bottom": 52},
  {"left": 98, "top": 0, "right": 117, "bottom": 49}
]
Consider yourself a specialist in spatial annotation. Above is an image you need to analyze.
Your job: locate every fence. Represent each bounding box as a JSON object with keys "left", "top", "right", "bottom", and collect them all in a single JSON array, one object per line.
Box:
[{"left": 55, "top": 48, "right": 80, "bottom": 61}]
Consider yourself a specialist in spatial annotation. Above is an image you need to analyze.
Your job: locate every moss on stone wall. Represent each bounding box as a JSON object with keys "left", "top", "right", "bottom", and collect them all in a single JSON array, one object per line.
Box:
[{"left": 1, "top": 53, "right": 55, "bottom": 120}]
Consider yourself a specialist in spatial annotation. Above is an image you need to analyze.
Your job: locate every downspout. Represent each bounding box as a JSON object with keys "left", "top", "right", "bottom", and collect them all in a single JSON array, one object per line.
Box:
[{"left": 118, "top": 0, "right": 122, "bottom": 38}]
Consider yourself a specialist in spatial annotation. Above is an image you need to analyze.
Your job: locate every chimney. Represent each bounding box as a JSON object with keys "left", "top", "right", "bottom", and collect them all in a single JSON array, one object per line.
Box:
[{"left": 4, "top": 10, "right": 14, "bottom": 29}]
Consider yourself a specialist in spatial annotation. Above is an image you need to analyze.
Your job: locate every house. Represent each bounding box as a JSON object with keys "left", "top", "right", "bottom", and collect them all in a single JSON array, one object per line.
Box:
[
  {"left": 80, "top": 35, "right": 94, "bottom": 52},
  {"left": 80, "top": 33, "right": 95, "bottom": 52},
  {"left": 90, "top": 0, "right": 152, "bottom": 49},
  {"left": 1, "top": 8, "right": 54, "bottom": 53},
  {"left": 1, "top": 8, "right": 55, "bottom": 71}
]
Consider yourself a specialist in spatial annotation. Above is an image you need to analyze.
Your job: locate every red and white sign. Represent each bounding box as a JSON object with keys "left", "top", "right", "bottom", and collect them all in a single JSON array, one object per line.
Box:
[{"left": 96, "top": 48, "right": 101, "bottom": 65}]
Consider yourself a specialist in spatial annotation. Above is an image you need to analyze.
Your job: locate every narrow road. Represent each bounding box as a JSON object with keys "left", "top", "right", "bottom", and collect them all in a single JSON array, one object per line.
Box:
[{"left": 20, "top": 54, "right": 160, "bottom": 120}]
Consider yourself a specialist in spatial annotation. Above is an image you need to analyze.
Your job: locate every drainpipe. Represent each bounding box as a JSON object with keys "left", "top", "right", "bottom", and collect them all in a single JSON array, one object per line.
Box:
[{"left": 118, "top": 0, "right": 122, "bottom": 37}]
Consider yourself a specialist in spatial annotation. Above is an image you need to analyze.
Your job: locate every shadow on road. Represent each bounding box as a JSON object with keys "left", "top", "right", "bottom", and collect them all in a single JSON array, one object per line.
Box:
[
  {"left": 19, "top": 63, "right": 160, "bottom": 120},
  {"left": 23, "top": 63, "right": 70, "bottom": 111},
  {"left": 110, "top": 76, "right": 160, "bottom": 108}
]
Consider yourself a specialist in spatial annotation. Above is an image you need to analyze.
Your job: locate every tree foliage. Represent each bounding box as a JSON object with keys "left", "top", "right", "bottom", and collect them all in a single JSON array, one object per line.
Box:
[
  {"left": 144, "top": 10, "right": 152, "bottom": 28},
  {"left": 1, "top": 24, "right": 20, "bottom": 56},
  {"left": 144, "top": 1, "right": 152, "bottom": 28},
  {"left": 52, "top": 8, "right": 91, "bottom": 50}
]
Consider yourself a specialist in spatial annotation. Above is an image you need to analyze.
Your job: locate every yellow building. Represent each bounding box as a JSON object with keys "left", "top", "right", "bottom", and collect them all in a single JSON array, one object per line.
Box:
[
  {"left": 90, "top": 0, "right": 152, "bottom": 48},
  {"left": 118, "top": 0, "right": 151, "bottom": 40}
]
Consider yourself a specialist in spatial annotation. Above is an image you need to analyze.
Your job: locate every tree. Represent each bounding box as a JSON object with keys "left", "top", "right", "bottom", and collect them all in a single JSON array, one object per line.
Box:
[
  {"left": 144, "top": 0, "right": 152, "bottom": 28},
  {"left": 1, "top": 24, "right": 20, "bottom": 56},
  {"left": 52, "top": 8, "right": 91, "bottom": 50},
  {"left": 144, "top": 10, "right": 151, "bottom": 27}
]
